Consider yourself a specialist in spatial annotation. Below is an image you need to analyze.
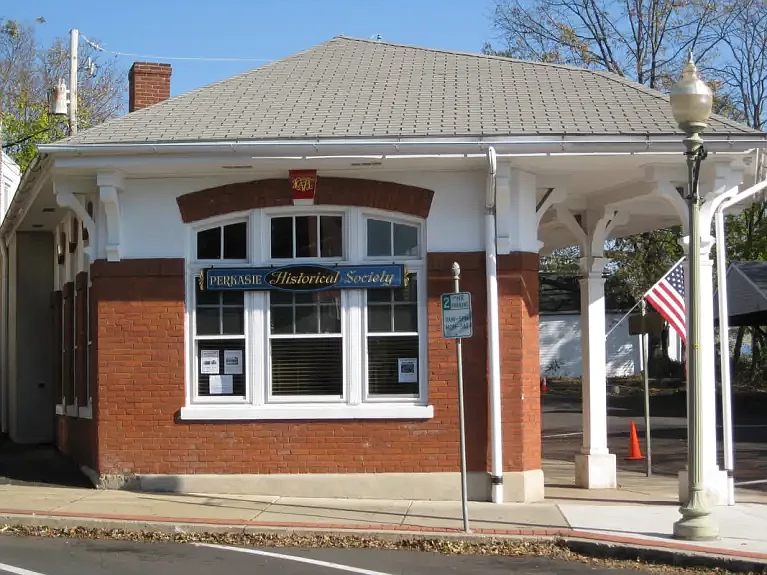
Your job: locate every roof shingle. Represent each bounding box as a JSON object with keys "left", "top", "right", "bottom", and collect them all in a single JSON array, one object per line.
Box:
[{"left": 61, "top": 36, "right": 762, "bottom": 146}]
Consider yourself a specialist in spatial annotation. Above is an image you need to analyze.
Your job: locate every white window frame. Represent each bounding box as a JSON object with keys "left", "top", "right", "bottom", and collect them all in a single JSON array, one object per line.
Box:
[{"left": 180, "top": 206, "right": 433, "bottom": 421}]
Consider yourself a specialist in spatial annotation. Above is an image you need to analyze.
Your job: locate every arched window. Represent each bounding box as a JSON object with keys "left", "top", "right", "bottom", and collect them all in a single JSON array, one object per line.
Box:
[{"left": 182, "top": 208, "right": 430, "bottom": 420}]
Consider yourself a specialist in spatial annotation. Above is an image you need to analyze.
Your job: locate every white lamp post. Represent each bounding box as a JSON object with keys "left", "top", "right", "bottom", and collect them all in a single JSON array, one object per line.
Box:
[{"left": 669, "top": 52, "right": 719, "bottom": 541}]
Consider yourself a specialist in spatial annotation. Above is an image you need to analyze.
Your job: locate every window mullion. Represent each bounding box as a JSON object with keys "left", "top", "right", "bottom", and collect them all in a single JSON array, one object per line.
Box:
[{"left": 346, "top": 290, "right": 363, "bottom": 406}]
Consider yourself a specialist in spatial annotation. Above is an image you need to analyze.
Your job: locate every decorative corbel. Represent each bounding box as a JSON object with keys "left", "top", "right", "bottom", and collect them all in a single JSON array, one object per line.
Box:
[
  {"left": 54, "top": 186, "right": 96, "bottom": 259},
  {"left": 556, "top": 207, "right": 627, "bottom": 262},
  {"left": 97, "top": 171, "right": 124, "bottom": 262},
  {"left": 536, "top": 188, "right": 567, "bottom": 228}
]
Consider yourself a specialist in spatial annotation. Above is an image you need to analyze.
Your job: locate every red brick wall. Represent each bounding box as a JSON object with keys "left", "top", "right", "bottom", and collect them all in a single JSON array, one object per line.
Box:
[
  {"left": 129, "top": 63, "right": 172, "bottom": 112},
  {"left": 85, "top": 251, "right": 541, "bottom": 478},
  {"left": 176, "top": 177, "right": 434, "bottom": 223},
  {"left": 498, "top": 253, "right": 541, "bottom": 471}
]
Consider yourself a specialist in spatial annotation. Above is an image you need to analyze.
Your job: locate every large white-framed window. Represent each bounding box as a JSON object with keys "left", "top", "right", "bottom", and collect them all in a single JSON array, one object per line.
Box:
[{"left": 180, "top": 207, "right": 432, "bottom": 421}]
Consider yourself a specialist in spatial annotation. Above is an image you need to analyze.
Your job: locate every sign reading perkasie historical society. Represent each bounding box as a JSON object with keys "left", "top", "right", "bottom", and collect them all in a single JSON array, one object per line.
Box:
[{"left": 199, "top": 264, "right": 407, "bottom": 292}]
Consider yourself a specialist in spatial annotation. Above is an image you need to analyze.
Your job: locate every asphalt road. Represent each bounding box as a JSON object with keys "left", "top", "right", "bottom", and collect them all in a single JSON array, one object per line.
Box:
[
  {"left": 542, "top": 391, "right": 767, "bottom": 490},
  {"left": 0, "top": 536, "right": 650, "bottom": 575}
]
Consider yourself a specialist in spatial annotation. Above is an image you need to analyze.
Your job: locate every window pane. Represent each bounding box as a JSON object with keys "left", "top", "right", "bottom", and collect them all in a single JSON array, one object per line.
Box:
[
  {"left": 294, "top": 292, "right": 315, "bottom": 305},
  {"left": 271, "top": 338, "right": 343, "bottom": 396},
  {"left": 197, "top": 340, "right": 246, "bottom": 397},
  {"left": 393, "top": 275, "right": 418, "bottom": 302},
  {"left": 367, "top": 288, "right": 391, "bottom": 303},
  {"left": 196, "top": 288, "right": 219, "bottom": 306},
  {"left": 223, "top": 222, "right": 247, "bottom": 259},
  {"left": 320, "top": 216, "right": 343, "bottom": 257},
  {"left": 294, "top": 305, "right": 319, "bottom": 334},
  {"left": 197, "top": 228, "right": 221, "bottom": 259},
  {"left": 393, "top": 223, "right": 419, "bottom": 257},
  {"left": 393, "top": 305, "right": 418, "bottom": 332},
  {"left": 270, "top": 306, "right": 294, "bottom": 334},
  {"left": 222, "top": 291, "right": 244, "bottom": 306},
  {"left": 368, "top": 304, "right": 392, "bottom": 333},
  {"left": 295, "top": 216, "right": 319, "bottom": 258},
  {"left": 368, "top": 335, "right": 419, "bottom": 395},
  {"left": 320, "top": 304, "right": 341, "bottom": 333},
  {"left": 196, "top": 308, "right": 220, "bottom": 335},
  {"left": 271, "top": 217, "right": 293, "bottom": 259},
  {"left": 222, "top": 307, "right": 245, "bottom": 335},
  {"left": 367, "top": 219, "right": 391, "bottom": 257},
  {"left": 270, "top": 290, "right": 293, "bottom": 305}
]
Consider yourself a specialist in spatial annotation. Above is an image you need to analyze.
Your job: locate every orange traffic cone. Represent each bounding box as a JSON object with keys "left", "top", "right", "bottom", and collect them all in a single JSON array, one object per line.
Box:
[
  {"left": 626, "top": 421, "right": 645, "bottom": 460},
  {"left": 540, "top": 376, "right": 548, "bottom": 394}
]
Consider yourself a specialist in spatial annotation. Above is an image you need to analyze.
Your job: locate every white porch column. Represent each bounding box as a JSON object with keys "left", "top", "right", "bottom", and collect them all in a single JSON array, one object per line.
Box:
[
  {"left": 556, "top": 208, "right": 626, "bottom": 489},
  {"left": 575, "top": 254, "right": 617, "bottom": 487}
]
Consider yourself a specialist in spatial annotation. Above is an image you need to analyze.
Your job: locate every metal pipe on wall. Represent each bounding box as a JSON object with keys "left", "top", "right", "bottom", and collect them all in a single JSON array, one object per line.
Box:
[{"left": 485, "top": 146, "right": 504, "bottom": 503}]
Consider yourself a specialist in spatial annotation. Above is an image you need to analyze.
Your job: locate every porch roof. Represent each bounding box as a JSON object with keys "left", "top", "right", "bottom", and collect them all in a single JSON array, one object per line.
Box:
[
  {"left": 716, "top": 261, "right": 767, "bottom": 327},
  {"left": 53, "top": 36, "right": 761, "bottom": 148}
]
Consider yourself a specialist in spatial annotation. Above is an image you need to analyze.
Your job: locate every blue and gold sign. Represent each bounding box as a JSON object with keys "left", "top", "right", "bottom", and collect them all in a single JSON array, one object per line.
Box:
[{"left": 199, "top": 264, "right": 406, "bottom": 292}]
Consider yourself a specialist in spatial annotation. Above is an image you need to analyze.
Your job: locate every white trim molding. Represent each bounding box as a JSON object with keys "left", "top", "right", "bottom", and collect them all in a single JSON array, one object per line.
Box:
[{"left": 179, "top": 404, "right": 434, "bottom": 421}]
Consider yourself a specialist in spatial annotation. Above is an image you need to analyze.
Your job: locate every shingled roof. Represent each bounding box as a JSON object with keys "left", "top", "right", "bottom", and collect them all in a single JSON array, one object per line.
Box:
[{"left": 60, "top": 36, "right": 761, "bottom": 146}]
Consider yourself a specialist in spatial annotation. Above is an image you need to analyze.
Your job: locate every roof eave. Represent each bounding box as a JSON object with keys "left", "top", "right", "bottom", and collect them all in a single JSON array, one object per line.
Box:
[
  {"left": 38, "top": 133, "right": 767, "bottom": 159},
  {"left": 0, "top": 155, "right": 53, "bottom": 241}
]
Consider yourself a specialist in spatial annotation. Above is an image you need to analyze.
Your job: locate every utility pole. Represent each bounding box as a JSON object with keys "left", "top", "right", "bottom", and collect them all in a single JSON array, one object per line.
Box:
[{"left": 69, "top": 28, "right": 79, "bottom": 135}]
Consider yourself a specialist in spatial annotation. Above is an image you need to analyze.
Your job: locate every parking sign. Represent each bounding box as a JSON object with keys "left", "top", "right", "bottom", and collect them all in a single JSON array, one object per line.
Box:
[{"left": 441, "top": 292, "right": 473, "bottom": 338}]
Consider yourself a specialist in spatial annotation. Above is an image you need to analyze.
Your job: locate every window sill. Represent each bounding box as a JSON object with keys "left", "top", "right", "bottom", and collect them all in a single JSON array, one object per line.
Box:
[{"left": 179, "top": 403, "right": 434, "bottom": 421}]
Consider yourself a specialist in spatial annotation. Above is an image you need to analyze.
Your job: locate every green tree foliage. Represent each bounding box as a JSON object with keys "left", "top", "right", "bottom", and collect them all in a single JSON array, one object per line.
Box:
[{"left": 1, "top": 17, "right": 126, "bottom": 170}]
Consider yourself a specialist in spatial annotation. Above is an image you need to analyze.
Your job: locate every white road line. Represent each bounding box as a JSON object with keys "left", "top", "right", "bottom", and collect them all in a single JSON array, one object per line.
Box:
[
  {"left": 0, "top": 562, "right": 48, "bottom": 575},
  {"left": 542, "top": 432, "right": 582, "bottom": 438},
  {"left": 196, "top": 543, "right": 393, "bottom": 575}
]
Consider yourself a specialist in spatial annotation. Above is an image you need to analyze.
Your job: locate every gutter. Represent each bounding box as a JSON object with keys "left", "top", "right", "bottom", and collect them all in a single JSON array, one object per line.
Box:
[
  {"left": 38, "top": 134, "right": 767, "bottom": 157},
  {"left": 485, "top": 146, "right": 504, "bottom": 503}
]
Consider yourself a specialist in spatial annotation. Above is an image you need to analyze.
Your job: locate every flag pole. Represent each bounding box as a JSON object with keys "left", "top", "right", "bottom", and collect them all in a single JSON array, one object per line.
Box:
[{"left": 605, "top": 256, "right": 686, "bottom": 339}]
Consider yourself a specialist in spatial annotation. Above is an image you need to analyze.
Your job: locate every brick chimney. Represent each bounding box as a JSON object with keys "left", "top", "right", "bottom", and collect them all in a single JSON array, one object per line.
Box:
[{"left": 128, "top": 62, "right": 172, "bottom": 112}]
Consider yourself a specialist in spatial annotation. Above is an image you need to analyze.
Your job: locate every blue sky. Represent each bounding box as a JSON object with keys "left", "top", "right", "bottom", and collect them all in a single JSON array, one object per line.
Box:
[{"left": 6, "top": 0, "right": 499, "bottom": 97}]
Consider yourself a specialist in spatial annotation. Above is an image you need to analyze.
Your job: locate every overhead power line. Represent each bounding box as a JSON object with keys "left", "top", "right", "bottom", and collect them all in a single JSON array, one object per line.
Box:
[{"left": 81, "top": 35, "right": 274, "bottom": 63}]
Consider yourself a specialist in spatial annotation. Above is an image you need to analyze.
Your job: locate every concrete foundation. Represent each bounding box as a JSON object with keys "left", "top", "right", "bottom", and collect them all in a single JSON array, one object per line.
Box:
[{"left": 87, "top": 469, "right": 546, "bottom": 502}]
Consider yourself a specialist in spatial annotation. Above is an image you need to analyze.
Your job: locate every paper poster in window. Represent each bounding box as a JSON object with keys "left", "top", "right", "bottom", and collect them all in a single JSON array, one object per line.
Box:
[
  {"left": 201, "top": 350, "right": 220, "bottom": 375},
  {"left": 224, "top": 349, "right": 243, "bottom": 375},
  {"left": 209, "top": 374, "right": 233, "bottom": 395},
  {"left": 398, "top": 358, "right": 418, "bottom": 383}
]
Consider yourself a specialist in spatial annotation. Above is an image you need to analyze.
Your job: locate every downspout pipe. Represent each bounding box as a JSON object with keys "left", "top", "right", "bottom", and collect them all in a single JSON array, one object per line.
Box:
[{"left": 485, "top": 146, "right": 504, "bottom": 503}]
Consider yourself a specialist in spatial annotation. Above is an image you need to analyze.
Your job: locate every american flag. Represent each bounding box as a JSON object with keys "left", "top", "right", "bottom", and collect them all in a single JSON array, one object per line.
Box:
[{"left": 645, "top": 258, "right": 687, "bottom": 343}]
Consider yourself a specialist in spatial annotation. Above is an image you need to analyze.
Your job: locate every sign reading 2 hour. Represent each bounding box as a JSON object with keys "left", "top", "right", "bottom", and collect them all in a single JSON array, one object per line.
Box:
[{"left": 199, "top": 264, "right": 407, "bottom": 292}]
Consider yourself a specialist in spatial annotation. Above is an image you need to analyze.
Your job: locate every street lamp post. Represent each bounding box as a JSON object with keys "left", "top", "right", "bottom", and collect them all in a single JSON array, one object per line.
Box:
[{"left": 669, "top": 53, "right": 719, "bottom": 541}]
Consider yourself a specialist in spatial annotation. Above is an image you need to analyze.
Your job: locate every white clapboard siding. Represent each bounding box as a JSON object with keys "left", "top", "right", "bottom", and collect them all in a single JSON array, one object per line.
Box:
[{"left": 539, "top": 313, "right": 640, "bottom": 378}]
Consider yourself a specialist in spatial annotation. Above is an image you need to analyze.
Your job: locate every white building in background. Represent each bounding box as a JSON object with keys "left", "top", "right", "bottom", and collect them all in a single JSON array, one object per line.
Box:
[
  {"left": 538, "top": 273, "right": 684, "bottom": 379},
  {"left": 0, "top": 151, "right": 21, "bottom": 222}
]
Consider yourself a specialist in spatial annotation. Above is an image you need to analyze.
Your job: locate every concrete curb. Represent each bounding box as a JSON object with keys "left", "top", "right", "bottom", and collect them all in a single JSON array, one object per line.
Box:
[{"left": 0, "top": 512, "right": 765, "bottom": 573}]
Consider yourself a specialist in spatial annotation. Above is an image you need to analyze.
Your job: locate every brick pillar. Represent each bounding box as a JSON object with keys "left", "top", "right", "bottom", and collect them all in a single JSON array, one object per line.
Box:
[
  {"left": 427, "top": 252, "right": 489, "bottom": 477},
  {"left": 129, "top": 63, "right": 172, "bottom": 112},
  {"left": 497, "top": 252, "right": 543, "bottom": 502}
]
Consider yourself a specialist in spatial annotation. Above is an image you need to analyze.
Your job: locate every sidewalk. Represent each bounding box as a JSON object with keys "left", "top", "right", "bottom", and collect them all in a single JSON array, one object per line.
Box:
[{"left": 0, "top": 462, "right": 766, "bottom": 570}]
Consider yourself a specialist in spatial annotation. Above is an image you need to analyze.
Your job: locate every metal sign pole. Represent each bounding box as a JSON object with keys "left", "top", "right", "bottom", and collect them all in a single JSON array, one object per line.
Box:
[
  {"left": 452, "top": 262, "right": 470, "bottom": 534},
  {"left": 641, "top": 300, "right": 652, "bottom": 477}
]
